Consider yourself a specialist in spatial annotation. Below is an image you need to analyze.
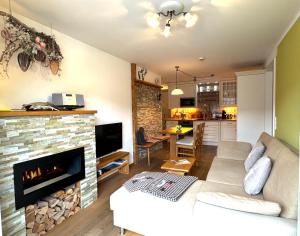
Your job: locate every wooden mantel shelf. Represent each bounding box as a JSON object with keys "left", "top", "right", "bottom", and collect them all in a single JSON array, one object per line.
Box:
[
  {"left": 135, "top": 79, "right": 162, "bottom": 89},
  {"left": 0, "top": 110, "right": 97, "bottom": 117}
]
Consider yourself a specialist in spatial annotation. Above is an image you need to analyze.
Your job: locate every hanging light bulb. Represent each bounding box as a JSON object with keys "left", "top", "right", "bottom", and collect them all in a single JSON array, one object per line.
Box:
[
  {"left": 171, "top": 88, "right": 184, "bottom": 95},
  {"left": 171, "top": 66, "right": 184, "bottom": 96},
  {"left": 184, "top": 13, "right": 198, "bottom": 28},
  {"left": 162, "top": 23, "right": 171, "bottom": 38},
  {"left": 146, "top": 12, "right": 160, "bottom": 28}
]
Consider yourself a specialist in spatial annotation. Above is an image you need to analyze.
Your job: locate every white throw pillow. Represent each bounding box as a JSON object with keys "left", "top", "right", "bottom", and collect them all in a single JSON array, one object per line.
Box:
[
  {"left": 244, "top": 156, "right": 272, "bottom": 195},
  {"left": 244, "top": 141, "right": 266, "bottom": 172},
  {"left": 197, "top": 192, "right": 281, "bottom": 216}
]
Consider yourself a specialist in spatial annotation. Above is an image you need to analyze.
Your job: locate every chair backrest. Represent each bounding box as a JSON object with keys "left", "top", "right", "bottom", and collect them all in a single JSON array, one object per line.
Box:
[
  {"left": 194, "top": 123, "right": 205, "bottom": 149},
  {"left": 136, "top": 127, "right": 146, "bottom": 145}
]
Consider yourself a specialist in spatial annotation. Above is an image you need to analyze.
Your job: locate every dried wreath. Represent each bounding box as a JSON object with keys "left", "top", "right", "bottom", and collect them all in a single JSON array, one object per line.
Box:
[{"left": 0, "top": 11, "right": 63, "bottom": 79}]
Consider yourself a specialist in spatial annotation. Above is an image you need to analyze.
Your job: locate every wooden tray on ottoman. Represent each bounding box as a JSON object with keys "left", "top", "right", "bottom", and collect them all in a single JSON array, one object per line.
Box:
[{"left": 161, "top": 157, "right": 195, "bottom": 176}]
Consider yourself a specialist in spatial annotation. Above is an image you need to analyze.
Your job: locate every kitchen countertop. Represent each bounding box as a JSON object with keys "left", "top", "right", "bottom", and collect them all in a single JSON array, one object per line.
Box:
[
  {"left": 164, "top": 118, "right": 236, "bottom": 121},
  {"left": 164, "top": 118, "right": 202, "bottom": 121}
]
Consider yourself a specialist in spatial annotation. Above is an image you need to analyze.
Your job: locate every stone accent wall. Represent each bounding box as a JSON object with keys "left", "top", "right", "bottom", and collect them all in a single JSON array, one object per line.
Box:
[
  {"left": 0, "top": 114, "right": 97, "bottom": 236},
  {"left": 136, "top": 84, "right": 162, "bottom": 158}
]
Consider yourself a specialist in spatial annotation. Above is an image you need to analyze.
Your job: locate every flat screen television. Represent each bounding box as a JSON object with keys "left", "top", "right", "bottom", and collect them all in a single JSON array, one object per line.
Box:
[{"left": 95, "top": 122, "right": 122, "bottom": 158}]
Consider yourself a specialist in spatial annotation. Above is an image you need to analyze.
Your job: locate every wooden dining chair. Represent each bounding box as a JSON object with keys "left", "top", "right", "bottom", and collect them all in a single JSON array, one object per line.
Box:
[{"left": 176, "top": 123, "right": 205, "bottom": 166}]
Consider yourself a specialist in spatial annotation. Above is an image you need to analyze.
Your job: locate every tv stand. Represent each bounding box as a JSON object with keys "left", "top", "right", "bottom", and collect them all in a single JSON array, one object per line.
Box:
[{"left": 96, "top": 151, "right": 129, "bottom": 182}]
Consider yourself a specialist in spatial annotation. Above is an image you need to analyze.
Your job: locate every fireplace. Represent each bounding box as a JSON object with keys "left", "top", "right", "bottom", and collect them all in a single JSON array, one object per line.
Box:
[{"left": 13, "top": 147, "right": 85, "bottom": 210}]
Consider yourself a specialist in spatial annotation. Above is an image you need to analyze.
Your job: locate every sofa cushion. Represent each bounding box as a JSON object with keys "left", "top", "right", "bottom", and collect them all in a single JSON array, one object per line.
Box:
[
  {"left": 244, "top": 156, "right": 272, "bottom": 195},
  {"left": 197, "top": 192, "right": 281, "bottom": 216},
  {"left": 217, "top": 141, "right": 252, "bottom": 161},
  {"left": 200, "top": 181, "right": 263, "bottom": 199},
  {"left": 263, "top": 147, "right": 299, "bottom": 219},
  {"left": 244, "top": 141, "right": 266, "bottom": 172},
  {"left": 206, "top": 158, "right": 245, "bottom": 186}
]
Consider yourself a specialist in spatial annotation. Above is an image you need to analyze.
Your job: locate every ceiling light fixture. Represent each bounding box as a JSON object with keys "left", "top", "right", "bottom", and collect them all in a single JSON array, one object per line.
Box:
[
  {"left": 146, "top": 1, "right": 198, "bottom": 37},
  {"left": 171, "top": 66, "right": 184, "bottom": 96}
]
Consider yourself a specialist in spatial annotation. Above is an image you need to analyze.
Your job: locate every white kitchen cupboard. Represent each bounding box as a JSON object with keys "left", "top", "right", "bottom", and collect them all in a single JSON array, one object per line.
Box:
[
  {"left": 168, "top": 83, "right": 196, "bottom": 109},
  {"left": 203, "top": 121, "right": 220, "bottom": 145},
  {"left": 220, "top": 80, "right": 237, "bottom": 106},
  {"left": 220, "top": 121, "right": 237, "bottom": 141},
  {"left": 236, "top": 70, "right": 273, "bottom": 145},
  {"left": 194, "top": 120, "right": 236, "bottom": 146}
]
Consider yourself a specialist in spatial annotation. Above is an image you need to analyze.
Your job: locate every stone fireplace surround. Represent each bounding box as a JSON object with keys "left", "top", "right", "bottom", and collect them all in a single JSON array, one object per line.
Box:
[{"left": 0, "top": 111, "right": 98, "bottom": 236}]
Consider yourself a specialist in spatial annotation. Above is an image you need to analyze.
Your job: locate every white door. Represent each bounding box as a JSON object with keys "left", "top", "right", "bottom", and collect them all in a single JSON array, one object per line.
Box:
[{"left": 236, "top": 70, "right": 272, "bottom": 145}]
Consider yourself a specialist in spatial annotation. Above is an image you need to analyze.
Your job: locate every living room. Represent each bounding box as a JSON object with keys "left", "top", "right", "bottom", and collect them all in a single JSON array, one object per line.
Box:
[{"left": 0, "top": 0, "right": 299, "bottom": 236}]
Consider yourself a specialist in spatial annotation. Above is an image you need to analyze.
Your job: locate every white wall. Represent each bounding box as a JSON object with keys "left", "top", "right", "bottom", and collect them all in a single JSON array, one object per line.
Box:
[
  {"left": 136, "top": 65, "right": 161, "bottom": 85},
  {"left": 0, "top": 8, "right": 134, "bottom": 162}
]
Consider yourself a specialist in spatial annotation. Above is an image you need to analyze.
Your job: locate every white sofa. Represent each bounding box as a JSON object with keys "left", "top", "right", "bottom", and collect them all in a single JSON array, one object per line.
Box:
[{"left": 110, "top": 133, "right": 298, "bottom": 236}]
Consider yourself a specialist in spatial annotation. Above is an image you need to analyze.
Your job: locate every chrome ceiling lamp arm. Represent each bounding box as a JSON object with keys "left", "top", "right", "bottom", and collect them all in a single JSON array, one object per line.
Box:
[
  {"left": 158, "top": 9, "right": 187, "bottom": 18},
  {"left": 148, "top": 1, "right": 197, "bottom": 36},
  {"left": 173, "top": 10, "right": 187, "bottom": 17}
]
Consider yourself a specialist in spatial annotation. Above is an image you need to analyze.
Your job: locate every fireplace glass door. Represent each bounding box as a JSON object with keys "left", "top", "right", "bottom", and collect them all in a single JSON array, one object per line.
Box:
[{"left": 13, "top": 147, "right": 85, "bottom": 210}]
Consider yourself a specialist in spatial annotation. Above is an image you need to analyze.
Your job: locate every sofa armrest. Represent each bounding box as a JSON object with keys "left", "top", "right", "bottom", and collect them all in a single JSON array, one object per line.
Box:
[
  {"left": 217, "top": 141, "right": 252, "bottom": 161},
  {"left": 193, "top": 201, "right": 297, "bottom": 236}
]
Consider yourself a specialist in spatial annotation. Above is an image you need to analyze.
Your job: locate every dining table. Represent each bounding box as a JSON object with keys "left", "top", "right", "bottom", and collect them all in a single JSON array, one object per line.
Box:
[{"left": 161, "top": 127, "right": 193, "bottom": 159}]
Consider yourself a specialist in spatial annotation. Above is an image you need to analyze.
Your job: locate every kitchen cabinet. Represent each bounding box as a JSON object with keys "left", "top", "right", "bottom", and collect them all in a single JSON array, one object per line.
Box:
[
  {"left": 202, "top": 121, "right": 220, "bottom": 145},
  {"left": 166, "top": 120, "right": 178, "bottom": 128},
  {"left": 169, "top": 80, "right": 237, "bottom": 109},
  {"left": 220, "top": 121, "right": 237, "bottom": 141},
  {"left": 168, "top": 83, "right": 196, "bottom": 109},
  {"left": 220, "top": 80, "right": 237, "bottom": 106},
  {"left": 194, "top": 120, "right": 237, "bottom": 145}
]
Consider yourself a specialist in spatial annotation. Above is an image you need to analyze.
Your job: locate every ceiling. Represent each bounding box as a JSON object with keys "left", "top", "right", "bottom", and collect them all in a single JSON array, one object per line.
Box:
[{"left": 0, "top": 0, "right": 299, "bottom": 83}]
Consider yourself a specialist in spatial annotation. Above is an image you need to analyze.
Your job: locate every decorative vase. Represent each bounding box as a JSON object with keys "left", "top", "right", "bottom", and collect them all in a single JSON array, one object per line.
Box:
[
  {"left": 34, "top": 50, "right": 46, "bottom": 62},
  {"left": 1, "top": 28, "right": 11, "bottom": 40},
  {"left": 41, "top": 58, "right": 50, "bottom": 67},
  {"left": 49, "top": 60, "right": 59, "bottom": 75},
  {"left": 17, "top": 52, "right": 31, "bottom": 72}
]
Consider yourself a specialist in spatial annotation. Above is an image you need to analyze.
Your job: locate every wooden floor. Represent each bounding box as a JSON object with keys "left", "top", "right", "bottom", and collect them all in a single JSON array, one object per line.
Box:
[{"left": 47, "top": 145, "right": 216, "bottom": 236}]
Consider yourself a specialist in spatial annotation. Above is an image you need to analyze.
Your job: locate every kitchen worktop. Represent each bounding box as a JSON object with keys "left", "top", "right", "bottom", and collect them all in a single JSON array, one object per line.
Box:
[
  {"left": 164, "top": 118, "right": 236, "bottom": 121},
  {"left": 164, "top": 118, "right": 202, "bottom": 121}
]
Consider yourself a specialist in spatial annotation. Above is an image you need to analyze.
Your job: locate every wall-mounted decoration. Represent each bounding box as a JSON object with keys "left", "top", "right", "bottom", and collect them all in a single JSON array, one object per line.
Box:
[
  {"left": 155, "top": 78, "right": 160, "bottom": 85},
  {"left": 0, "top": 11, "right": 63, "bottom": 79},
  {"left": 137, "top": 66, "right": 147, "bottom": 81}
]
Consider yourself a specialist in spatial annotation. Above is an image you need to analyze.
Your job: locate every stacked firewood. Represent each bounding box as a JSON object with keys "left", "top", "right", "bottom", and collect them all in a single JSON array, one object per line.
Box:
[{"left": 25, "top": 184, "right": 81, "bottom": 236}]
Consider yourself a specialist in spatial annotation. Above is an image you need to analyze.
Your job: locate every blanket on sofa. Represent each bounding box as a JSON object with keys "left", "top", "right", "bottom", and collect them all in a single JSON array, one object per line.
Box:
[{"left": 124, "top": 172, "right": 198, "bottom": 201}]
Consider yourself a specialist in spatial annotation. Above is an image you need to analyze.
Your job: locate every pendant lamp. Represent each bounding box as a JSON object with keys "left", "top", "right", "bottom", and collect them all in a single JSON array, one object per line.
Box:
[{"left": 171, "top": 66, "right": 184, "bottom": 95}]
